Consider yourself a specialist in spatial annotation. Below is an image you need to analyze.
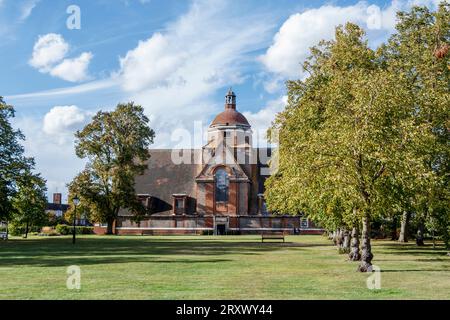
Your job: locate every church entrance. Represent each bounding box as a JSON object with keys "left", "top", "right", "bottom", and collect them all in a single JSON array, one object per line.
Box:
[
  {"left": 216, "top": 224, "right": 226, "bottom": 235},
  {"left": 214, "top": 216, "right": 229, "bottom": 235}
]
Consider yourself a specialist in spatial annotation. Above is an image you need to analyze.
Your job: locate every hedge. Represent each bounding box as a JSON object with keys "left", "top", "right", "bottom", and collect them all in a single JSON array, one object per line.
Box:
[{"left": 55, "top": 224, "right": 94, "bottom": 235}]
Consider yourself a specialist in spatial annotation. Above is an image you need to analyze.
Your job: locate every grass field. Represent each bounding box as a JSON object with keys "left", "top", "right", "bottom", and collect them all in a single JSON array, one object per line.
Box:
[{"left": 0, "top": 235, "right": 449, "bottom": 300}]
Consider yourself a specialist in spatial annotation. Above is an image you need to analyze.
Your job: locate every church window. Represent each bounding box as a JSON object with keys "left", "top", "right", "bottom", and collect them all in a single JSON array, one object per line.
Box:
[
  {"left": 215, "top": 168, "right": 229, "bottom": 203},
  {"left": 176, "top": 199, "right": 184, "bottom": 209}
]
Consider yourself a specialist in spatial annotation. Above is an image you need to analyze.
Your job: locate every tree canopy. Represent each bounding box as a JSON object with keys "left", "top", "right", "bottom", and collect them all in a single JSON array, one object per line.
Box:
[
  {"left": 70, "top": 102, "right": 155, "bottom": 234},
  {"left": 0, "top": 98, "right": 38, "bottom": 223},
  {"left": 265, "top": 3, "right": 449, "bottom": 270}
]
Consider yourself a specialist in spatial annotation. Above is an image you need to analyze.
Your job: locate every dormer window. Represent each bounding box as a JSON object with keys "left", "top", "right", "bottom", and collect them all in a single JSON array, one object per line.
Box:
[{"left": 172, "top": 194, "right": 187, "bottom": 215}]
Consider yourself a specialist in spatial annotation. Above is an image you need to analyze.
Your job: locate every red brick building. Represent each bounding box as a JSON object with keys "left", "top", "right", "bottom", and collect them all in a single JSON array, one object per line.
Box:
[{"left": 94, "top": 90, "right": 322, "bottom": 235}]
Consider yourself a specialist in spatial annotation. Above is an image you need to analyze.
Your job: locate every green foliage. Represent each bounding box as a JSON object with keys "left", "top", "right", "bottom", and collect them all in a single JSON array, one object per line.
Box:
[
  {"left": 69, "top": 102, "right": 155, "bottom": 233},
  {"left": 265, "top": 4, "right": 449, "bottom": 250},
  {"left": 8, "top": 222, "right": 41, "bottom": 236},
  {"left": 11, "top": 170, "right": 48, "bottom": 237},
  {"left": 55, "top": 224, "right": 94, "bottom": 235},
  {"left": 0, "top": 98, "right": 35, "bottom": 222}
]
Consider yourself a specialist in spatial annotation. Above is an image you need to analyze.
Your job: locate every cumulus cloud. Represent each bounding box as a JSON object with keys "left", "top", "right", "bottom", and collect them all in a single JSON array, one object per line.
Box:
[
  {"left": 29, "top": 33, "right": 92, "bottom": 82},
  {"left": 43, "top": 105, "right": 91, "bottom": 144},
  {"left": 119, "top": 33, "right": 185, "bottom": 92},
  {"left": 29, "top": 33, "right": 69, "bottom": 72},
  {"left": 259, "top": 0, "right": 444, "bottom": 80},
  {"left": 49, "top": 52, "right": 93, "bottom": 82}
]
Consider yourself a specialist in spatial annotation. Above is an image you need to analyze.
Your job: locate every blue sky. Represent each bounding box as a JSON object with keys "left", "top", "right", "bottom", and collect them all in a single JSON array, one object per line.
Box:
[{"left": 0, "top": 0, "right": 443, "bottom": 200}]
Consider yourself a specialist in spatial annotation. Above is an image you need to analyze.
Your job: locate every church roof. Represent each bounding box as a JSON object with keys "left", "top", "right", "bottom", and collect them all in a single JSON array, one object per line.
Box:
[
  {"left": 210, "top": 88, "right": 250, "bottom": 127},
  {"left": 210, "top": 109, "right": 250, "bottom": 127}
]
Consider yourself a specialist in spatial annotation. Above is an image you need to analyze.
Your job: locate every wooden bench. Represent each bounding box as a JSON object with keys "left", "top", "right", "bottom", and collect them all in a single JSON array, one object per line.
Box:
[
  {"left": 261, "top": 232, "right": 285, "bottom": 243},
  {"left": 0, "top": 232, "right": 8, "bottom": 240}
]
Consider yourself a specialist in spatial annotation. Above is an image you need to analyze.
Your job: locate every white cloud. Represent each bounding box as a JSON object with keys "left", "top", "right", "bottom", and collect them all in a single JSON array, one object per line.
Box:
[
  {"left": 119, "top": 33, "right": 185, "bottom": 92},
  {"left": 49, "top": 52, "right": 93, "bottom": 82},
  {"left": 259, "top": 0, "right": 444, "bottom": 80},
  {"left": 29, "top": 33, "right": 93, "bottom": 82},
  {"left": 43, "top": 105, "right": 91, "bottom": 144},
  {"left": 29, "top": 33, "right": 69, "bottom": 72}
]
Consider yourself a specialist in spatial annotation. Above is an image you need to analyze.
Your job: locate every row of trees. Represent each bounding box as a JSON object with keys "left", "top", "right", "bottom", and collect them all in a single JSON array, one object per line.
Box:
[
  {"left": 0, "top": 98, "right": 48, "bottom": 238},
  {"left": 265, "top": 4, "right": 449, "bottom": 271}
]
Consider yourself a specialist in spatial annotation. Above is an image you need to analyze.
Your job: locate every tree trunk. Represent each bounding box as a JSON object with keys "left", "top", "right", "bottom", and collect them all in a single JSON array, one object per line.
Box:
[
  {"left": 106, "top": 218, "right": 115, "bottom": 235},
  {"left": 398, "top": 211, "right": 410, "bottom": 242},
  {"left": 416, "top": 223, "right": 425, "bottom": 246},
  {"left": 391, "top": 215, "right": 398, "bottom": 240},
  {"left": 358, "top": 216, "right": 373, "bottom": 272},
  {"left": 349, "top": 226, "right": 361, "bottom": 261},
  {"left": 341, "top": 228, "right": 350, "bottom": 254},
  {"left": 335, "top": 228, "right": 342, "bottom": 247},
  {"left": 332, "top": 229, "right": 339, "bottom": 245},
  {"left": 24, "top": 221, "right": 29, "bottom": 239}
]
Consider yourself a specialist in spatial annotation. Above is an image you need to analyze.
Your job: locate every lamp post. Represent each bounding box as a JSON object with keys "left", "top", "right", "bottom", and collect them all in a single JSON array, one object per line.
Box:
[{"left": 72, "top": 195, "right": 80, "bottom": 244}]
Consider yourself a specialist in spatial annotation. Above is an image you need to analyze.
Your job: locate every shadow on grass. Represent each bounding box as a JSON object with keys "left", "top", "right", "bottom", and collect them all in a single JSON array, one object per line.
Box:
[
  {"left": 0, "top": 236, "right": 329, "bottom": 267},
  {"left": 374, "top": 242, "right": 448, "bottom": 256},
  {"left": 380, "top": 269, "right": 450, "bottom": 273}
]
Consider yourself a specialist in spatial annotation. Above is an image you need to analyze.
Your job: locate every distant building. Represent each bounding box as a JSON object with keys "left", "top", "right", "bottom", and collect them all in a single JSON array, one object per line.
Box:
[
  {"left": 94, "top": 90, "right": 323, "bottom": 235},
  {"left": 46, "top": 193, "right": 69, "bottom": 218}
]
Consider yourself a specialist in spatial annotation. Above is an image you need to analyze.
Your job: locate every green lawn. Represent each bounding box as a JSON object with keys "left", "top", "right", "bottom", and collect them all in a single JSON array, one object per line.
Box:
[{"left": 0, "top": 235, "right": 449, "bottom": 300}]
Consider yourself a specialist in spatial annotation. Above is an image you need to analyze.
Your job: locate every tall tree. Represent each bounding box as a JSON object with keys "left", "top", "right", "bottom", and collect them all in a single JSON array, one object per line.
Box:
[
  {"left": 381, "top": 3, "right": 449, "bottom": 248},
  {"left": 11, "top": 171, "right": 48, "bottom": 238},
  {"left": 0, "top": 98, "right": 35, "bottom": 223},
  {"left": 72, "top": 102, "right": 155, "bottom": 234},
  {"left": 265, "top": 23, "right": 427, "bottom": 272}
]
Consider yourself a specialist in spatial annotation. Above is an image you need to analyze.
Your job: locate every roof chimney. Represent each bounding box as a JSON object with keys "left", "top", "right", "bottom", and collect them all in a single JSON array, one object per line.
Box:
[{"left": 53, "top": 193, "right": 62, "bottom": 205}]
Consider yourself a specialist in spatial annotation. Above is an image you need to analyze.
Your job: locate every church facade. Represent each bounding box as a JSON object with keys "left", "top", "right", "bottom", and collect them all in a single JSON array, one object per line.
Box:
[{"left": 94, "top": 90, "right": 322, "bottom": 235}]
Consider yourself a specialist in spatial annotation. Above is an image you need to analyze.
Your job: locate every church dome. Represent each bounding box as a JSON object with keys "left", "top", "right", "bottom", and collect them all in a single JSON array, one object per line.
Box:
[
  {"left": 210, "top": 89, "right": 250, "bottom": 128},
  {"left": 211, "top": 109, "right": 250, "bottom": 127}
]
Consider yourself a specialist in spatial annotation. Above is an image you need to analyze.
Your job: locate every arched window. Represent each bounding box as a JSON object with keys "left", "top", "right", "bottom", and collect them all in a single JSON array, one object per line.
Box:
[{"left": 215, "top": 168, "right": 229, "bottom": 203}]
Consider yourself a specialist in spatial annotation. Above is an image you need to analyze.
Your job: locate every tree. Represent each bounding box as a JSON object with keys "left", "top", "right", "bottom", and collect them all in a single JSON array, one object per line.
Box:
[
  {"left": 265, "top": 23, "right": 428, "bottom": 272},
  {"left": 0, "top": 98, "right": 35, "bottom": 224},
  {"left": 11, "top": 171, "right": 48, "bottom": 238},
  {"left": 381, "top": 3, "right": 449, "bottom": 248},
  {"left": 71, "top": 102, "right": 155, "bottom": 234}
]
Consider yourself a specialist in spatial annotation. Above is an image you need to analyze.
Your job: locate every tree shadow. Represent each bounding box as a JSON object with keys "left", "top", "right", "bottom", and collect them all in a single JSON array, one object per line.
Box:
[
  {"left": 0, "top": 236, "right": 327, "bottom": 268},
  {"left": 380, "top": 269, "right": 450, "bottom": 273}
]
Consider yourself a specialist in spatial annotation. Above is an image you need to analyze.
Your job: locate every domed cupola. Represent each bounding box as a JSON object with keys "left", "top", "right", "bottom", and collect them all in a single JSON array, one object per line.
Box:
[{"left": 210, "top": 89, "right": 250, "bottom": 128}]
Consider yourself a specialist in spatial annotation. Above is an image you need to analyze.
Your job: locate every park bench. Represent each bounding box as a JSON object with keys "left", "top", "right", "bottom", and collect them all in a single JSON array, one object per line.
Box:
[
  {"left": 261, "top": 231, "right": 285, "bottom": 243},
  {"left": 0, "top": 232, "right": 8, "bottom": 240}
]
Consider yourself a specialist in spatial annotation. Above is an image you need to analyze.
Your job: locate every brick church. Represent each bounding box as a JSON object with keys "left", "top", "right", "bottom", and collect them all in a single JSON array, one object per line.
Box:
[{"left": 94, "top": 89, "right": 322, "bottom": 235}]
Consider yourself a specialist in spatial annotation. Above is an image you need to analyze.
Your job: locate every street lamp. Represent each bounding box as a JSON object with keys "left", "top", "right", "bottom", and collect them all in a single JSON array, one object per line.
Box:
[{"left": 72, "top": 195, "right": 80, "bottom": 244}]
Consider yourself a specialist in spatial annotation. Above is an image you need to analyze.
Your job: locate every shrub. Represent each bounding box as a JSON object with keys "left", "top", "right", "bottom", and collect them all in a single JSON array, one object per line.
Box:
[
  {"left": 56, "top": 224, "right": 94, "bottom": 235},
  {"left": 8, "top": 223, "right": 24, "bottom": 236}
]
